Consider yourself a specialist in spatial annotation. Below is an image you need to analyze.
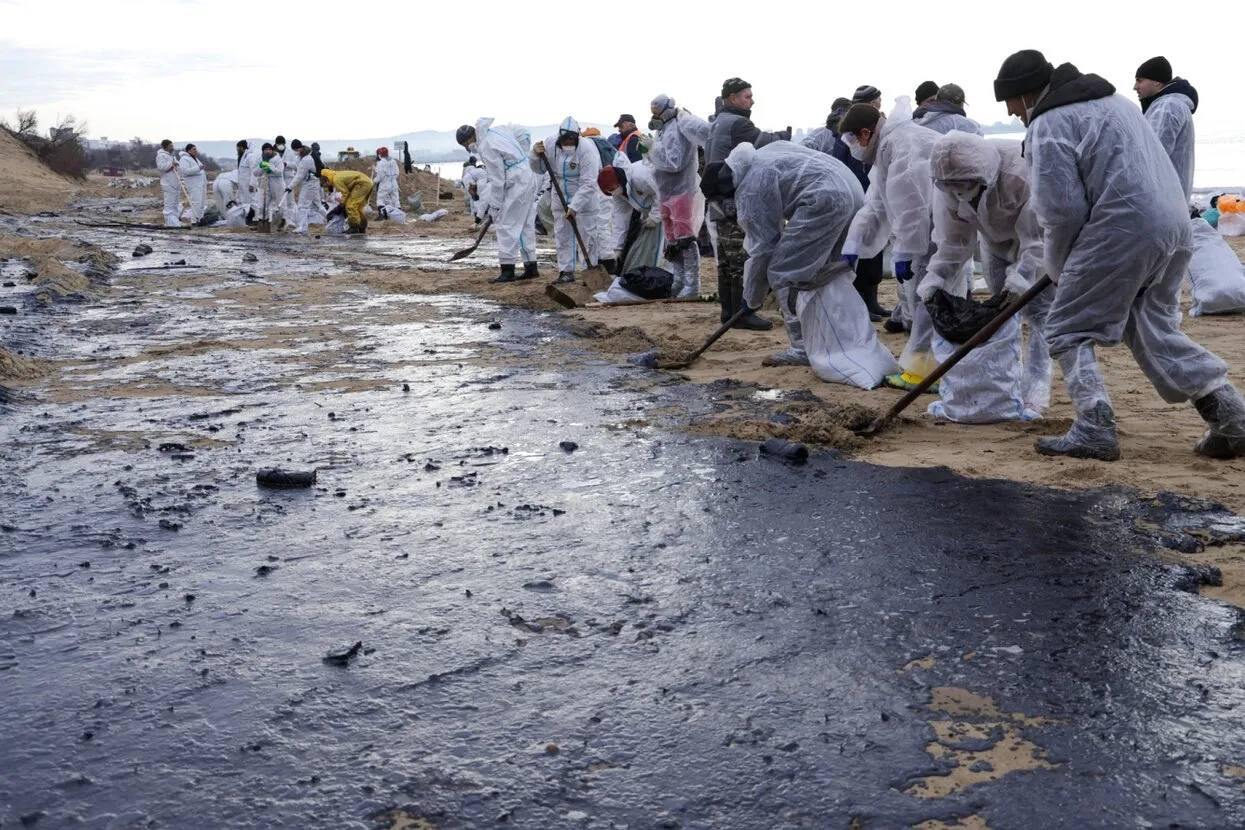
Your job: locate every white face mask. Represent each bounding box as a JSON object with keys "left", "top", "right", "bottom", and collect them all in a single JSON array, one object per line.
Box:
[
  {"left": 466, "top": 142, "right": 478, "bottom": 154},
  {"left": 842, "top": 133, "right": 866, "bottom": 161}
]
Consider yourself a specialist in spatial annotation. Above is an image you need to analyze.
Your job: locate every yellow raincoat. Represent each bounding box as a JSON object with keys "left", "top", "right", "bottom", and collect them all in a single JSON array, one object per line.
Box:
[{"left": 320, "top": 169, "right": 374, "bottom": 231}]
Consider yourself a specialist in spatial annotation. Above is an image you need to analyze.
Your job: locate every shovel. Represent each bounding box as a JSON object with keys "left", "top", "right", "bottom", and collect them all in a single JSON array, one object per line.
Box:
[
  {"left": 538, "top": 150, "right": 611, "bottom": 295},
  {"left": 854, "top": 275, "right": 1053, "bottom": 436},
  {"left": 448, "top": 216, "right": 493, "bottom": 262},
  {"left": 658, "top": 306, "right": 750, "bottom": 370}
]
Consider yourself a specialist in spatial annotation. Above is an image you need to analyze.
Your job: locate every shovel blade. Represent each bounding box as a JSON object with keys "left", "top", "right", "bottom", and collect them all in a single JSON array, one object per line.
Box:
[
  {"left": 447, "top": 247, "right": 475, "bottom": 262},
  {"left": 581, "top": 266, "right": 613, "bottom": 293}
]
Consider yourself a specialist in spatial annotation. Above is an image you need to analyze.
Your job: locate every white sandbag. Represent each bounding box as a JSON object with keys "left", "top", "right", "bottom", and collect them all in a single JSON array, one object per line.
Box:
[
  {"left": 592, "top": 277, "right": 647, "bottom": 305},
  {"left": 419, "top": 209, "right": 449, "bottom": 223},
  {"left": 1218, "top": 213, "right": 1245, "bottom": 238},
  {"left": 797, "top": 273, "right": 900, "bottom": 389},
  {"left": 223, "top": 205, "right": 248, "bottom": 228},
  {"left": 325, "top": 216, "right": 347, "bottom": 235},
  {"left": 926, "top": 317, "right": 1039, "bottom": 424},
  {"left": 1188, "top": 217, "right": 1245, "bottom": 316},
  {"left": 381, "top": 207, "right": 407, "bottom": 224}
]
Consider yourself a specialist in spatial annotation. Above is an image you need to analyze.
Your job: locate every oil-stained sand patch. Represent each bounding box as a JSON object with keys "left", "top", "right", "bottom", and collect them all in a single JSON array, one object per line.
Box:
[{"left": 906, "top": 687, "right": 1058, "bottom": 800}]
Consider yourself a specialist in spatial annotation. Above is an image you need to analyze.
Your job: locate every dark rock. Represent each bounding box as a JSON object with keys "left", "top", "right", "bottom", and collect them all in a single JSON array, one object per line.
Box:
[
  {"left": 402, "top": 383, "right": 410, "bottom": 392},
  {"left": 0, "top": 306, "right": 16, "bottom": 315},
  {"left": 629, "top": 350, "right": 659, "bottom": 368},
  {"left": 132, "top": 244, "right": 153, "bottom": 258},
  {"left": 255, "top": 564, "right": 277, "bottom": 577},
  {"left": 323, "top": 641, "right": 362, "bottom": 666},
  {"left": 559, "top": 441, "right": 579, "bottom": 453},
  {"left": 488, "top": 322, "right": 502, "bottom": 330},
  {"left": 158, "top": 442, "right": 190, "bottom": 453},
  {"left": 760, "top": 438, "right": 809, "bottom": 464},
  {"left": 256, "top": 468, "right": 317, "bottom": 489},
  {"left": 158, "top": 519, "right": 182, "bottom": 531},
  {"left": 242, "top": 253, "right": 258, "bottom": 263},
  {"left": 2, "top": 281, "right": 15, "bottom": 287}
]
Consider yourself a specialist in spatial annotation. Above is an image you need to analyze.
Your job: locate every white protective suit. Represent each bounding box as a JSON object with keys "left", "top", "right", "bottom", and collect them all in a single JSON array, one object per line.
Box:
[
  {"left": 472, "top": 118, "right": 538, "bottom": 266},
  {"left": 177, "top": 152, "right": 207, "bottom": 222},
  {"left": 842, "top": 104, "right": 938, "bottom": 379},
  {"left": 155, "top": 148, "right": 181, "bottom": 227},
  {"left": 926, "top": 133, "right": 1054, "bottom": 411},
  {"left": 530, "top": 117, "right": 601, "bottom": 274},
  {"left": 236, "top": 147, "right": 256, "bottom": 213},
  {"left": 288, "top": 152, "right": 321, "bottom": 233},
  {"left": 212, "top": 170, "right": 239, "bottom": 217},
  {"left": 374, "top": 155, "right": 401, "bottom": 215},
  {"left": 1028, "top": 89, "right": 1230, "bottom": 454},
  {"left": 1143, "top": 84, "right": 1196, "bottom": 201},
  {"left": 279, "top": 145, "right": 298, "bottom": 214},
  {"left": 649, "top": 104, "right": 710, "bottom": 297},
  {"left": 914, "top": 106, "right": 983, "bottom": 136},
  {"left": 603, "top": 158, "right": 662, "bottom": 273},
  {"left": 461, "top": 165, "right": 490, "bottom": 221},
  {"left": 251, "top": 152, "right": 285, "bottom": 221},
  {"left": 729, "top": 141, "right": 899, "bottom": 389}
]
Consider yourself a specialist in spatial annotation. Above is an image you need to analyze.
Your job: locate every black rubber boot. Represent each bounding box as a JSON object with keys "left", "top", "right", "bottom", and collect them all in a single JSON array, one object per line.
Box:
[
  {"left": 491, "top": 264, "right": 518, "bottom": 283},
  {"left": 555, "top": 271, "right": 575, "bottom": 285},
  {"left": 600, "top": 258, "right": 618, "bottom": 276},
  {"left": 730, "top": 272, "right": 772, "bottom": 330},
  {"left": 718, "top": 272, "right": 735, "bottom": 323},
  {"left": 854, "top": 254, "right": 889, "bottom": 318},
  {"left": 518, "top": 262, "right": 539, "bottom": 281},
  {"left": 1193, "top": 383, "right": 1245, "bottom": 459}
]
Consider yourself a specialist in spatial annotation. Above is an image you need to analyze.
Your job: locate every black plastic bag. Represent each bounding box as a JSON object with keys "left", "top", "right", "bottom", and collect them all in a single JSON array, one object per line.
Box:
[
  {"left": 620, "top": 266, "right": 674, "bottom": 300},
  {"left": 924, "top": 289, "right": 1010, "bottom": 345}
]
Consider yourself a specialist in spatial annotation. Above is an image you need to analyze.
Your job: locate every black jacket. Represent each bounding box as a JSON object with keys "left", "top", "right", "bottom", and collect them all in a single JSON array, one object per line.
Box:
[
  {"left": 1140, "top": 77, "right": 1199, "bottom": 114},
  {"left": 1029, "top": 63, "right": 1116, "bottom": 124}
]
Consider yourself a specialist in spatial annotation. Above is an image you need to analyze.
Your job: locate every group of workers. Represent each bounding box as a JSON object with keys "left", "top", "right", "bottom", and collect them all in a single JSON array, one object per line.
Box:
[
  {"left": 156, "top": 136, "right": 406, "bottom": 235},
  {"left": 455, "top": 51, "right": 1245, "bottom": 462}
]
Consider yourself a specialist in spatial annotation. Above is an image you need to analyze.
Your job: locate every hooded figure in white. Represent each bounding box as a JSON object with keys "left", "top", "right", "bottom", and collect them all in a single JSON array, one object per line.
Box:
[
  {"left": 373, "top": 148, "right": 401, "bottom": 216},
  {"left": 925, "top": 132, "right": 1054, "bottom": 411},
  {"left": 720, "top": 141, "right": 899, "bottom": 389},
  {"left": 235, "top": 141, "right": 256, "bottom": 216},
  {"left": 648, "top": 95, "right": 710, "bottom": 298},
  {"left": 997, "top": 52, "right": 1245, "bottom": 460},
  {"left": 461, "top": 162, "right": 490, "bottom": 222},
  {"left": 464, "top": 117, "right": 539, "bottom": 280},
  {"left": 177, "top": 146, "right": 207, "bottom": 222},
  {"left": 212, "top": 169, "right": 238, "bottom": 217},
  {"left": 597, "top": 156, "right": 663, "bottom": 274},
  {"left": 840, "top": 98, "right": 939, "bottom": 387},
  {"left": 530, "top": 116, "right": 602, "bottom": 280},
  {"left": 287, "top": 146, "right": 321, "bottom": 233},
  {"left": 251, "top": 145, "right": 285, "bottom": 222},
  {"left": 155, "top": 142, "right": 182, "bottom": 227}
]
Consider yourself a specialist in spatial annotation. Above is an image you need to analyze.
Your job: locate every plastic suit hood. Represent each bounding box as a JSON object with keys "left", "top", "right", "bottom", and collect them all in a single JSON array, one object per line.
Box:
[
  {"left": 842, "top": 111, "right": 937, "bottom": 261},
  {"left": 729, "top": 141, "right": 865, "bottom": 306}
]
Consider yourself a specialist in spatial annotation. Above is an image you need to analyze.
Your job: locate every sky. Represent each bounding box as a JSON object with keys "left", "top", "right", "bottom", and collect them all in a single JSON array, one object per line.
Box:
[{"left": 2, "top": 0, "right": 1242, "bottom": 143}]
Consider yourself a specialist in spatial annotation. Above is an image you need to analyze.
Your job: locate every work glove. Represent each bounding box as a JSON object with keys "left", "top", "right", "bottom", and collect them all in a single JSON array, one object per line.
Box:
[
  {"left": 894, "top": 260, "right": 914, "bottom": 283},
  {"left": 259, "top": 161, "right": 272, "bottom": 173},
  {"left": 916, "top": 274, "right": 947, "bottom": 302},
  {"left": 1003, "top": 266, "right": 1032, "bottom": 297},
  {"left": 533, "top": 141, "right": 545, "bottom": 155},
  {"left": 840, "top": 253, "right": 858, "bottom": 268}
]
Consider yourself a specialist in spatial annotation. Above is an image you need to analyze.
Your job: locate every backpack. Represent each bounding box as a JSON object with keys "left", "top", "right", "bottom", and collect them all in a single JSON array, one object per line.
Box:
[{"left": 590, "top": 136, "right": 617, "bottom": 167}]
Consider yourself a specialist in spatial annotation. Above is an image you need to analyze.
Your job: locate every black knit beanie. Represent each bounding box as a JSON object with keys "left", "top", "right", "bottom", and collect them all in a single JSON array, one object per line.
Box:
[
  {"left": 852, "top": 85, "right": 881, "bottom": 103},
  {"left": 914, "top": 81, "right": 939, "bottom": 102},
  {"left": 1136, "top": 56, "right": 1172, "bottom": 83},
  {"left": 993, "top": 49, "right": 1054, "bottom": 101}
]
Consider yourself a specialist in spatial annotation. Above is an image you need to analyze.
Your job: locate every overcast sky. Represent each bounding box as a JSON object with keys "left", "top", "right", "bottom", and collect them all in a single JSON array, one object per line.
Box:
[{"left": 2, "top": 0, "right": 1241, "bottom": 142}]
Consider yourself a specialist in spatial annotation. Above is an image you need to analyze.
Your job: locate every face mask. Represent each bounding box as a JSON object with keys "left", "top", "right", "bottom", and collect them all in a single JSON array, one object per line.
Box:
[
  {"left": 648, "top": 118, "right": 663, "bottom": 130},
  {"left": 466, "top": 142, "right": 478, "bottom": 154}
]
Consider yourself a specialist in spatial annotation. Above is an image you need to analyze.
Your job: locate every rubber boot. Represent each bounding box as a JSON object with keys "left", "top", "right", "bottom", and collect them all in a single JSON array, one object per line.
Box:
[
  {"left": 763, "top": 296, "right": 809, "bottom": 365},
  {"left": 518, "top": 262, "right": 539, "bottom": 281},
  {"left": 676, "top": 246, "right": 700, "bottom": 299},
  {"left": 857, "top": 279, "right": 888, "bottom": 321},
  {"left": 491, "top": 263, "right": 517, "bottom": 284},
  {"left": 1193, "top": 383, "right": 1245, "bottom": 459},
  {"left": 1035, "top": 401, "right": 1121, "bottom": 461},
  {"left": 731, "top": 272, "right": 773, "bottom": 330},
  {"left": 718, "top": 271, "right": 735, "bottom": 323},
  {"left": 600, "top": 258, "right": 618, "bottom": 276}
]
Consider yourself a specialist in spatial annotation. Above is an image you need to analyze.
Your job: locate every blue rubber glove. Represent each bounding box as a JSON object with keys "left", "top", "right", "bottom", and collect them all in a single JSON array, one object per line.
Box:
[
  {"left": 841, "top": 253, "right": 858, "bottom": 267},
  {"left": 894, "top": 260, "right": 913, "bottom": 282}
]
